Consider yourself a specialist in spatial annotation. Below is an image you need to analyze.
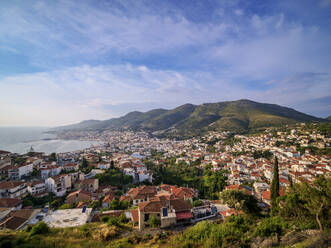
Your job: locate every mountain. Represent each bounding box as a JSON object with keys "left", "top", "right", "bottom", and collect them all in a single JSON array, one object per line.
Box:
[
  {"left": 326, "top": 116, "right": 331, "bottom": 121},
  {"left": 54, "top": 99, "right": 325, "bottom": 137}
]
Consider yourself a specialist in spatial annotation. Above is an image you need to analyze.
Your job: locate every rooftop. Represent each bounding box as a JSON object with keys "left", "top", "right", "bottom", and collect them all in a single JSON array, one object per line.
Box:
[{"left": 43, "top": 208, "right": 92, "bottom": 228}]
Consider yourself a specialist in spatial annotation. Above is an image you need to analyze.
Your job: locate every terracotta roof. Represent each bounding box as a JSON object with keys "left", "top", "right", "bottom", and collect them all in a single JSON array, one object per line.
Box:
[
  {"left": 27, "top": 181, "right": 44, "bottom": 186},
  {"left": 81, "top": 179, "right": 97, "bottom": 184},
  {"left": 0, "top": 216, "right": 26, "bottom": 230},
  {"left": 10, "top": 209, "right": 35, "bottom": 219},
  {"left": 139, "top": 200, "right": 164, "bottom": 213},
  {"left": 0, "top": 198, "right": 22, "bottom": 208},
  {"left": 67, "top": 190, "right": 92, "bottom": 198},
  {"left": 138, "top": 198, "right": 191, "bottom": 213},
  {"left": 103, "top": 192, "right": 116, "bottom": 203},
  {"left": 176, "top": 211, "right": 193, "bottom": 220},
  {"left": 171, "top": 187, "right": 195, "bottom": 199},
  {"left": 130, "top": 209, "right": 139, "bottom": 223},
  {"left": 0, "top": 181, "right": 25, "bottom": 189},
  {"left": 0, "top": 209, "right": 37, "bottom": 230}
]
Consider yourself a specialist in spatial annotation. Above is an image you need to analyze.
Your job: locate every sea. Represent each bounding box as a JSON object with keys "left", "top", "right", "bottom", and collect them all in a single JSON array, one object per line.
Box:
[{"left": 0, "top": 127, "right": 101, "bottom": 155}]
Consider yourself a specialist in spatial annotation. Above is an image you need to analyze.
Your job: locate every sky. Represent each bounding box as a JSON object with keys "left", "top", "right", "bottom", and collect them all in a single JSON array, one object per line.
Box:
[{"left": 0, "top": 0, "right": 330, "bottom": 126}]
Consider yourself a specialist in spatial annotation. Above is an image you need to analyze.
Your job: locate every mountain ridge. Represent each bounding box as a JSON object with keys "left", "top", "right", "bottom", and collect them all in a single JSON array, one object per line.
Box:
[{"left": 53, "top": 99, "right": 326, "bottom": 137}]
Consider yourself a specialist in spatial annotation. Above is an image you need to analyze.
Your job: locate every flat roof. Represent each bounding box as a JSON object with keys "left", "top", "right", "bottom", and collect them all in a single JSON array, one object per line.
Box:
[{"left": 43, "top": 208, "right": 92, "bottom": 228}]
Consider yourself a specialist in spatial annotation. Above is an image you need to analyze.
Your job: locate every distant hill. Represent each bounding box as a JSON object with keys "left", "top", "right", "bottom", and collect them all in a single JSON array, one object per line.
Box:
[
  {"left": 54, "top": 99, "right": 325, "bottom": 137},
  {"left": 326, "top": 116, "right": 331, "bottom": 121}
]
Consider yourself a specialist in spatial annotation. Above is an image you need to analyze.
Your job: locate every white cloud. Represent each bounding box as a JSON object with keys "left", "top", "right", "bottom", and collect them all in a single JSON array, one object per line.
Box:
[{"left": 1, "top": 64, "right": 329, "bottom": 126}]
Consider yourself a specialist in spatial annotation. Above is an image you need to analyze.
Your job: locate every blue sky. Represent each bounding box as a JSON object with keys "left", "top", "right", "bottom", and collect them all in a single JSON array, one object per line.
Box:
[{"left": 0, "top": 0, "right": 330, "bottom": 126}]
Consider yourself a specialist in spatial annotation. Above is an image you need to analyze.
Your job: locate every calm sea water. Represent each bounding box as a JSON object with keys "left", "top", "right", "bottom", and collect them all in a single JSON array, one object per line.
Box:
[{"left": 0, "top": 127, "right": 100, "bottom": 154}]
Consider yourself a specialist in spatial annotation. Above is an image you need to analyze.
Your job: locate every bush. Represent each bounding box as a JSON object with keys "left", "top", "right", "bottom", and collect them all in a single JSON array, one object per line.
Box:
[
  {"left": 22, "top": 199, "right": 33, "bottom": 207},
  {"left": 108, "top": 216, "right": 120, "bottom": 227},
  {"left": 29, "top": 222, "right": 50, "bottom": 236},
  {"left": 254, "top": 216, "right": 288, "bottom": 237},
  {"left": 59, "top": 203, "right": 71, "bottom": 209},
  {"left": 101, "top": 216, "right": 110, "bottom": 223},
  {"left": 192, "top": 199, "right": 203, "bottom": 207},
  {"left": 118, "top": 214, "right": 128, "bottom": 223},
  {"left": 148, "top": 215, "right": 160, "bottom": 228}
]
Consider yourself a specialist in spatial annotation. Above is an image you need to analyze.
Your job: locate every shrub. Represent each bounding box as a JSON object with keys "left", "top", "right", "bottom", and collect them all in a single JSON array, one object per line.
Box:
[
  {"left": 192, "top": 199, "right": 203, "bottom": 207},
  {"left": 29, "top": 222, "right": 50, "bottom": 236},
  {"left": 254, "top": 216, "right": 288, "bottom": 237},
  {"left": 101, "top": 216, "right": 110, "bottom": 223},
  {"left": 148, "top": 215, "right": 160, "bottom": 228},
  {"left": 118, "top": 214, "right": 128, "bottom": 223},
  {"left": 108, "top": 216, "right": 120, "bottom": 226},
  {"left": 59, "top": 203, "right": 71, "bottom": 209}
]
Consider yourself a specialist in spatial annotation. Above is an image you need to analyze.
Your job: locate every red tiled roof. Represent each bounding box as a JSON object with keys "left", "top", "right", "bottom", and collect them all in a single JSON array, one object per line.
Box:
[
  {"left": 130, "top": 209, "right": 139, "bottom": 223},
  {"left": 0, "top": 198, "right": 22, "bottom": 208},
  {"left": 0, "top": 181, "right": 25, "bottom": 189},
  {"left": 176, "top": 211, "right": 193, "bottom": 220}
]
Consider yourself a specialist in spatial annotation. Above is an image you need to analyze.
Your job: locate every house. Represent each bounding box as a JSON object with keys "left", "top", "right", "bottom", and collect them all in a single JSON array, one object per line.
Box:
[
  {"left": 41, "top": 166, "right": 61, "bottom": 179},
  {"left": 0, "top": 198, "right": 22, "bottom": 209},
  {"left": 102, "top": 192, "right": 116, "bottom": 208},
  {"left": 0, "top": 181, "right": 27, "bottom": 199},
  {"left": 62, "top": 163, "right": 79, "bottom": 172},
  {"left": 138, "top": 170, "right": 153, "bottom": 183},
  {"left": 225, "top": 185, "right": 253, "bottom": 195},
  {"left": 27, "top": 181, "right": 48, "bottom": 198},
  {"left": 138, "top": 197, "right": 192, "bottom": 230},
  {"left": 66, "top": 190, "right": 93, "bottom": 206},
  {"left": 8, "top": 163, "right": 33, "bottom": 180},
  {"left": 97, "top": 163, "right": 110, "bottom": 170},
  {"left": 78, "top": 179, "right": 99, "bottom": 193},
  {"left": 0, "top": 209, "right": 41, "bottom": 230},
  {"left": 45, "top": 174, "right": 71, "bottom": 197},
  {"left": 125, "top": 186, "right": 157, "bottom": 205}
]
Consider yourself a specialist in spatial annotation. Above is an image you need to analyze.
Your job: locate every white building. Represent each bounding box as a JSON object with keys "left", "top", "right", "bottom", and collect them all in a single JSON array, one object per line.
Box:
[
  {"left": 8, "top": 163, "right": 33, "bottom": 180},
  {"left": 45, "top": 175, "right": 71, "bottom": 197},
  {"left": 41, "top": 166, "right": 61, "bottom": 179},
  {"left": 27, "top": 181, "right": 47, "bottom": 197},
  {"left": 0, "top": 181, "right": 28, "bottom": 198}
]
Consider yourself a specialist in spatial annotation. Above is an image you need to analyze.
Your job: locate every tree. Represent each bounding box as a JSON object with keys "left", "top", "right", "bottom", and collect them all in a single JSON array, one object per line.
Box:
[
  {"left": 220, "top": 189, "right": 260, "bottom": 215},
  {"left": 29, "top": 222, "right": 50, "bottom": 236},
  {"left": 299, "top": 176, "right": 330, "bottom": 231},
  {"left": 49, "top": 153, "right": 57, "bottom": 162},
  {"left": 80, "top": 158, "right": 88, "bottom": 170},
  {"left": 148, "top": 215, "right": 160, "bottom": 228},
  {"left": 271, "top": 156, "right": 280, "bottom": 212}
]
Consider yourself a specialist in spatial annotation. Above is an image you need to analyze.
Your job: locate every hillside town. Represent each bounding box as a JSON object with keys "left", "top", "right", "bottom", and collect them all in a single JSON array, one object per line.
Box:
[{"left": 0, "top": 123, "right": 329, "bottom": 232}]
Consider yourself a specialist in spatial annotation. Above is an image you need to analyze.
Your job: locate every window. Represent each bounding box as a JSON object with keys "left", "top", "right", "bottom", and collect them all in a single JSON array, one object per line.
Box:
[{"left": 144, "top": 214, "right": 149, "bottom": 222}]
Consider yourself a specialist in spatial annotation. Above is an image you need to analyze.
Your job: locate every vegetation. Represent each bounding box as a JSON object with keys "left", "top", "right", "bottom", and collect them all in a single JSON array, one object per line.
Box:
[
  {"left": 55, "top": 99, "right": 324, "bottom": 137},
  {"left": 252, "top": 150, "right": 273, "bottom": 159},
  {"left": 95, "top": 167, "right": 132, "bottom": 188},
  {"left": 145, "top": 158, "right": 227, "bottom": 199},
  {"left": 220, "top": 189, "right": 260, "bottom": 215},
  {"left": 28, "top": 222, "right": 50, "bottom": 236},
  {"left": 148, "top": 215, "right": 161, "bottom": 228},
  {"left": 270, "top": 156, "right": 280, "bottom": 211},
  {"left": 49, "top": 152, "right": 57, "bottom": 162},
  {"left": 0, "top": 177, "right": 330, "bottom": 248}
]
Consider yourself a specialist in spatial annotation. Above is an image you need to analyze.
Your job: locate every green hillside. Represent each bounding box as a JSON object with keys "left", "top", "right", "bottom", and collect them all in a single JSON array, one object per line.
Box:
[{"left": 54, "top": 99, "right": 325, "bottom": 136}]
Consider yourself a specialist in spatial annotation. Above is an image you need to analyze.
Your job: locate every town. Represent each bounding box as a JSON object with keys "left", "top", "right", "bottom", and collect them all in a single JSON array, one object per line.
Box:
[{"left": 0, "top": 123, "right": 330, "bottom": 233}]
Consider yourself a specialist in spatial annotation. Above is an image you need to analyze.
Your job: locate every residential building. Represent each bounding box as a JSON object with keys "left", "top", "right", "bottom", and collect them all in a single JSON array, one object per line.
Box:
[{"left": 0, "top": 181, "right": 27, "bottom": 199}]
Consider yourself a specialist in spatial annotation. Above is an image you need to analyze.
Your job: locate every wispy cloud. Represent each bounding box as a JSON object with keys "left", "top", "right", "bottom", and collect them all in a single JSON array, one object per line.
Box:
[{"left": 0, "top": 0, "right": 330, "bottom": 125}]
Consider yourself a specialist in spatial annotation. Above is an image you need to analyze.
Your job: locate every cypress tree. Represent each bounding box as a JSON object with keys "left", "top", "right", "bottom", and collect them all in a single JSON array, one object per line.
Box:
[{"left": 271, "top": 156, "right": 280, "bottom": 210}]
